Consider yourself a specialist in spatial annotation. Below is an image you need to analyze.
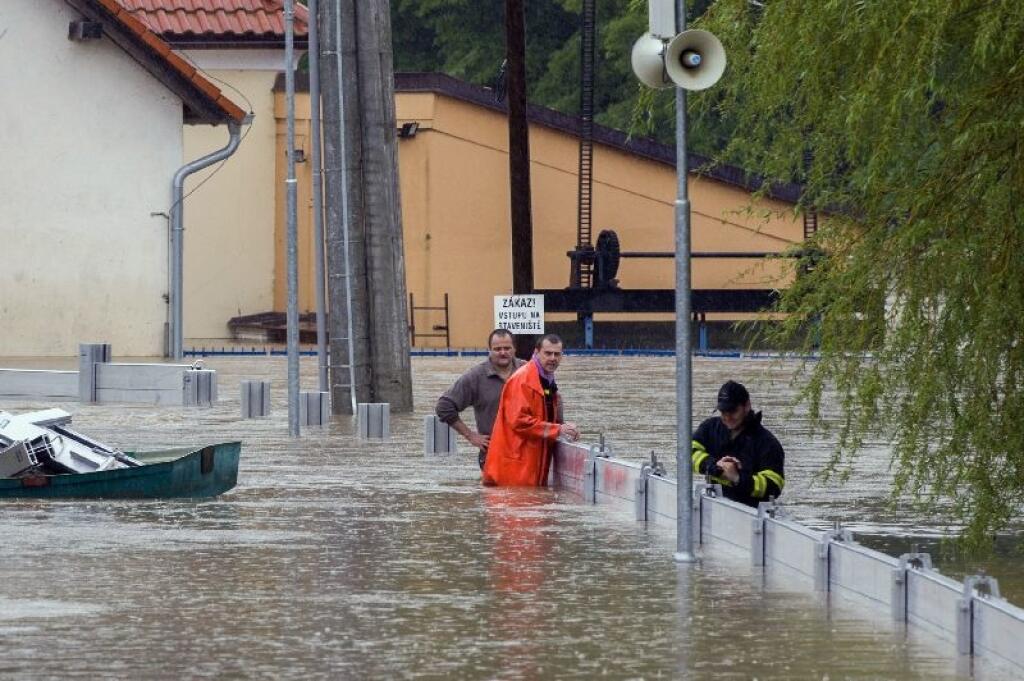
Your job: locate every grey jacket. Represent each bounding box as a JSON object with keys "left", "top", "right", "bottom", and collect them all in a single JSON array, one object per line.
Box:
[{"left": 435, "top": 358, "right": 526, "bottom": 435}]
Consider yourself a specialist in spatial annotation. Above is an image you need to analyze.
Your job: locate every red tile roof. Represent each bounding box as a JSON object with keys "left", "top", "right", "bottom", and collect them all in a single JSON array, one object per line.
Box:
[
  {"left": 79, "top": 0, "right": 247, "bottom": 123},
  {"left": 116, "top": 1, "right": 308, "bottom": 42}
]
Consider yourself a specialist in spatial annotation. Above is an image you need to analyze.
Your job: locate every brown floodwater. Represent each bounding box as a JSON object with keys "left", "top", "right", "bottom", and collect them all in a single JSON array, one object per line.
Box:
[{"left": 0, "top": 355, "right": 1019, "bottom": 680}]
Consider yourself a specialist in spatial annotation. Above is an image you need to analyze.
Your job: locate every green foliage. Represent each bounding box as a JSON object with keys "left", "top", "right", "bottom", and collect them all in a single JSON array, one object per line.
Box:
[
  {"left": 698, "top": 0, "right": 1024, "bottom": 547},
  {"left": 388, "top": 0, "right": 727, "bottom": 153}
]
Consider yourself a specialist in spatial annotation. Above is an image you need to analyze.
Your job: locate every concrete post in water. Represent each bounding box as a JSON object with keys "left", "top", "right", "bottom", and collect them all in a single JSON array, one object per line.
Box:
[
  {"left": 357, "top": 403, "right": 390, "bottom": 439},
  {"left": 353, "top": 0, "right": 413, "bottom": 411},
  {"left": 78, "top": 343, "right": 111, "bottom": 403},
  {"left": 301, "top": 391, "right": 331, "bottom": 426},
  {"left": 183, "top": 368, "right": 217, "bottom": 407},
  {"left": 241, "top": 380, "right": 272, "bottom": 418},
  {"left": 424, "top": 415, "right": 458, "bottom": 455}
]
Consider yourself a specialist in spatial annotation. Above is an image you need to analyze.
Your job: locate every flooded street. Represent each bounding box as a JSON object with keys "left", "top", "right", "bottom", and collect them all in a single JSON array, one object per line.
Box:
[{"left": 0, "top": 355, "right": 1020, "bottom": 679}]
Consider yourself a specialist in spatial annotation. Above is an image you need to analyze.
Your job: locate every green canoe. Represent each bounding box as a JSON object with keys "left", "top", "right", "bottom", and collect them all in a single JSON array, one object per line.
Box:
[{"left": 0, "top": 442, "right": 240, "bottom": 499}]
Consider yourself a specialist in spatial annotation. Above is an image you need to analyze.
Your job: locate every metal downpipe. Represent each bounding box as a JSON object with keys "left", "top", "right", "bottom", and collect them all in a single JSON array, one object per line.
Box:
[{"left": 169, "top": 120, "right": 244, "bottom": 360}]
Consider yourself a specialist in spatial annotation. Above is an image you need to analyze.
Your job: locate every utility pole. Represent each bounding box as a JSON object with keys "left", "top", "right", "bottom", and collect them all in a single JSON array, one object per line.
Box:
[
  {"left": 352, "top": 0, "right": 413, "bottom": 411},
  {"left": 505, "top": 0, "right": 535, "bottom": 360},
  {"left": 320, "top": 0, "right": 367, "bottom": 414},
  {"left": 320, "top": 0, "right": 412, "bottom": 413}
]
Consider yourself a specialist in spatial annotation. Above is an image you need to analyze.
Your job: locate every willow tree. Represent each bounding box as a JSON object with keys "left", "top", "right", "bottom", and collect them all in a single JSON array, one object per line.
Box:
[{"left": 687, "top": 0, "right": 1024, "bottom": 546}]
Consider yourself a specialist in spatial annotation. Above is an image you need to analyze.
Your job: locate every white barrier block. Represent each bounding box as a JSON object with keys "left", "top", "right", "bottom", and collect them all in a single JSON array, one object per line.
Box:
[
  {"left": 424, "top": 415, "right": 458, "bottom": 454},
  {"left": 357, "top": 403, "right": 390, "bottom": 439}
]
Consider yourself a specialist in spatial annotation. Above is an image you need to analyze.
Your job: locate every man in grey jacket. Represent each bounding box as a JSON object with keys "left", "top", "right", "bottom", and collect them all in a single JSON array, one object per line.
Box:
[{"left": 435, "top": 329, "right": 526, "bottom": 468}]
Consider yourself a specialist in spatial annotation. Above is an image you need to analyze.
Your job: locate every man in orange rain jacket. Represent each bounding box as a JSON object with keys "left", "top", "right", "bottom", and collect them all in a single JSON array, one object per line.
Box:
[{"left": 482, "top": 334, "right": 580, "bottom": 486}]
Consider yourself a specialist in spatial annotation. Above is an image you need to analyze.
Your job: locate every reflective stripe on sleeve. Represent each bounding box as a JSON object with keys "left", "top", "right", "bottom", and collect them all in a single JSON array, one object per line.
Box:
[
  {"left": 761, "top": 469, "right": 785, "bottom": 491},
  {"left": 752, "top": 473, "right": 768, "bottom": 498},
  {"left": 692, "top": 451, "right": 709, "bottom": 471}
]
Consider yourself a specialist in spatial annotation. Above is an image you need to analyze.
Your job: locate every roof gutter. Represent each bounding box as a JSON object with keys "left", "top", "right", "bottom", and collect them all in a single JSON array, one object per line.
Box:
[{"left": 167, "top": 118, "right": 249, "bottom": 359}]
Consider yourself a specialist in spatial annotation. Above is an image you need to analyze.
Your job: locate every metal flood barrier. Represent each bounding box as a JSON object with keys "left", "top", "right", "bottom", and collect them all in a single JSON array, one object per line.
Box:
[
  {"left": 552, "top": 442, "right": 1024, "bottom": 672},
  {"left": 0, "top": 344, "right": 217, "bottom": 407},
  {"left": 357, "top": 403, "right": 390, "bottom": 439},
  {"left": 0, "top": 369, "right": 79, "bottom": 400},
  {"left": 241, "top": 380, "right": 272, "bottom": 418},
  {"left": 300, "top": 391, "right": 330, "bottom": 427},
  {"left": 424, "top": 415, "right": 458, "bottom": 455}
]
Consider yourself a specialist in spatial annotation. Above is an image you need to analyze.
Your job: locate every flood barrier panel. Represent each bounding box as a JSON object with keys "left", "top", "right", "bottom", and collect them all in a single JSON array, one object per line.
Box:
[
  {"left": 1, "top": 343, "right": 217, "bottom": 406},
  {"left": 702, "top": 494, "right": 760, "bottom": 557},
  {"left": 0, "top": 369, "right": 78, "bottom": 400},
  {"left": 827, "top": 540, "right": 901, "bottom": 613},
  {"left": 551, "top": 441, "right": 1024, "bottom": 673},
  {"left": 905, "top": 567, "right": 967, "bottom": 647},
  {"left": 973, "top": 595, "right": 1024, "bottom": 669},
  {"left": 94, "top": 363, "right": 216, "bottom": 406}
]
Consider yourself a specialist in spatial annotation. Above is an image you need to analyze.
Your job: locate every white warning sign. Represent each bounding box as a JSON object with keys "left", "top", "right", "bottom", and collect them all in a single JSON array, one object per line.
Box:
[{"left": 493, "top": 295, "right": 545, "bottom": 334}]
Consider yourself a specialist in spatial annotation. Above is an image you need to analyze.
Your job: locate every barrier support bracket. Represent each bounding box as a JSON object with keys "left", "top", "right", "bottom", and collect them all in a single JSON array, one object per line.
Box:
[{"left": 582, "top": 446, "right": 597, "bottom": 503}]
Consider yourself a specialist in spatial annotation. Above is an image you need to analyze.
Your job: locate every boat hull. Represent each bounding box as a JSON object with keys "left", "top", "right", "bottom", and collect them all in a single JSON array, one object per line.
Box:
[{"left": 0, "top": 442, "right": 240, "bottom": 499}]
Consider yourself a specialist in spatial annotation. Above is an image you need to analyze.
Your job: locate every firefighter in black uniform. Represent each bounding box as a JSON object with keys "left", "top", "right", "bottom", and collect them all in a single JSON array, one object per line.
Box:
[{"left": 691, "top": 380, "right": 785, "bottom": 507}]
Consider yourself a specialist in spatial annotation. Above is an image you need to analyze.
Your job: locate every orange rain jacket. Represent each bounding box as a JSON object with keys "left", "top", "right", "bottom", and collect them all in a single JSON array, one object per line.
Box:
[{"left": 482, "top": 360, "right": 563, "bottom": 486}]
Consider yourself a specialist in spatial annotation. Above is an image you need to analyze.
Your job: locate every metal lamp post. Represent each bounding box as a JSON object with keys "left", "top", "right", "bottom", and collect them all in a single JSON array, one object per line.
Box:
[
  {"left": 632, "top": 0, "right": 726, "bottom": 563},
  {"left": 672, "top": 0, "right": 696, "bottom": 564}
]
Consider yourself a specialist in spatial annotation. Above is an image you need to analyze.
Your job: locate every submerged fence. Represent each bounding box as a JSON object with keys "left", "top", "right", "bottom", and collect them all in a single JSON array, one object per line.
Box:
[{"left": 552, "top": 441, "right": 1024, "bottom": 672}]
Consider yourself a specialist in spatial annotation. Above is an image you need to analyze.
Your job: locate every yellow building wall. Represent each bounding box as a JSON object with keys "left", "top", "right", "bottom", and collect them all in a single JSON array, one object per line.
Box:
[
  {"left": 275, "top": 90, "right": 802, "bottom": 348},
  {"left": 184, "top": 70, "right": 278, "bottom": 343}
]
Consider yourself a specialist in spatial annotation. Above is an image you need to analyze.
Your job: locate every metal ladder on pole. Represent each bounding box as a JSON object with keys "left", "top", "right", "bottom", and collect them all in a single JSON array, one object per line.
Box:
[{"left": 333, "top": 0, "right": 358, "bottom": 414}]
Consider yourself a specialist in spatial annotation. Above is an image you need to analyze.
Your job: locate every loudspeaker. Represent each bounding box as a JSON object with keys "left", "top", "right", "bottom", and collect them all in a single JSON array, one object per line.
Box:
[
  {"left": 630, "top": 32, "right": 672, "bottom": 90},
  {"left": 664, "top": 29, "right": 726, "bottom": 91}
]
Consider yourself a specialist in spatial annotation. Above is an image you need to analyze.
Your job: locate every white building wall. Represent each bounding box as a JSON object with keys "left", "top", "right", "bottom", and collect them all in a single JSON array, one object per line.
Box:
[{"left": 0, "top": 1, "right": 184, "bottom": 357}]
